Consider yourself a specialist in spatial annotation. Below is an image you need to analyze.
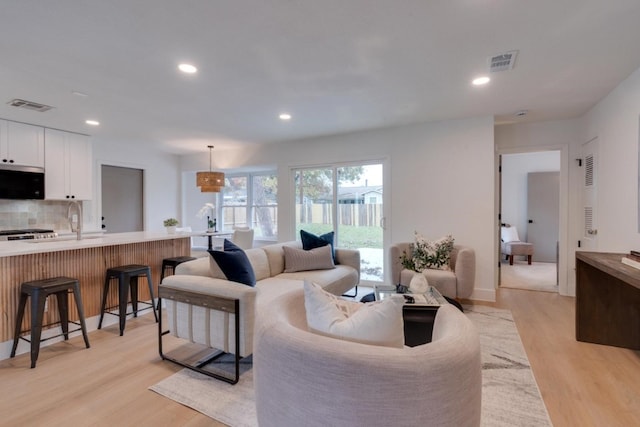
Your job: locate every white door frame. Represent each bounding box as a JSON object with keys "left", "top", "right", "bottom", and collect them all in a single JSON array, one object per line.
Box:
[
  {"left": 91, "top": 159, "right": 147, "bottom": 232},
  {"left": 496, "top": 144, "right": 570, "bottom": 296},
  {"left": 288, "top": 157, "right": 390, "bottom": 286}
]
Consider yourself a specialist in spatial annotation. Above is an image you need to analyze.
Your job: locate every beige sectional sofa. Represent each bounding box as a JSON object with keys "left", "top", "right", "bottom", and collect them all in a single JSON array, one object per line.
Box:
[
  {"left": 254, "top": 288, "right": 482, "bottom": 427},
  {"left": 158, "top": 240, "right": 360, "bottom": 381},
  {"left": 389, "top": 243, "right": 476, "bottom": 299}
]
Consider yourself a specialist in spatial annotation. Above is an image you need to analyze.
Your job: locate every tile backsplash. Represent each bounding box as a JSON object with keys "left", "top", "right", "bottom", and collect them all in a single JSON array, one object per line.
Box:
[{"left": 0, "top": 200, "right": 77, "bottom": 231}]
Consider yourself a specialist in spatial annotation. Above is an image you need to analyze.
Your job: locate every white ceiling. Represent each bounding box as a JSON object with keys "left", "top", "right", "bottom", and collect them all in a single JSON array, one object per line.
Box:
[{"left": 1, "top": 1, "right": 640, "bottom": 154}]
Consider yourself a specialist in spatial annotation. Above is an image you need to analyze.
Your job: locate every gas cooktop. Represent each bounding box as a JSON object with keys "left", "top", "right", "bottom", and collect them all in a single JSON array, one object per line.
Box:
[
  {"left": 0, "top": 229, "right": 57, "bottom": 241},
  {"left": 0, "top": 229, "right": 54, "bottom": 236}
]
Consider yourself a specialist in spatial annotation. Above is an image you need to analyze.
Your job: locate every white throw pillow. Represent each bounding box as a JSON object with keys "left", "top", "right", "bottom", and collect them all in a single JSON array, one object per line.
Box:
[
  {"left": 283, "top": 245, "right": 335, "bottom": 273},
  {"left": 501, "top": 226, "right": 520, "bottom": 243},
  {"left": 303, "top": 281, "right": 405, "bottom": 348}
]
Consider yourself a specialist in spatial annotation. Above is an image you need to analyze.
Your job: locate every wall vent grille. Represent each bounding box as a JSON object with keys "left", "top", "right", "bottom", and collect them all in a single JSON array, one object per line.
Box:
[
  {"left": 7, "top": 98, "right": 53, "bottom": 112},
  {"left": 584, "top": 207, "right": 593, "bottom": 235},
  {"left": 585, "top": 154, "right": 594, "bottom": 187},
  {"left": 489, "top": 50, "right": 518, "bottom": 73}
]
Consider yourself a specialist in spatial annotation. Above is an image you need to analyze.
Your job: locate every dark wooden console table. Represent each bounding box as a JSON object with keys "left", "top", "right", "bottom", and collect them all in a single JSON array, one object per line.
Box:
[{"left": 575, "top": 251, "right": 640, "bottom": 350}]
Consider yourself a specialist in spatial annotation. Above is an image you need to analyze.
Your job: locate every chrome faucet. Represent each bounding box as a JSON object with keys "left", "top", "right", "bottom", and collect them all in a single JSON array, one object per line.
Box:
[{"left": 67, "top": 200, "right": 83, "bottom": 240}]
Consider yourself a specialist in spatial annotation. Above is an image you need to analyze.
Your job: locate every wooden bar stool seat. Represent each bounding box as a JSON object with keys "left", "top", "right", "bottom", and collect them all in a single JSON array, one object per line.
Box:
[
  {"left": 98, "top": 264, "right": 158, "bottom": 336},
  {"left": 10, "top": 276, "right": 90, "bottom": 368}
]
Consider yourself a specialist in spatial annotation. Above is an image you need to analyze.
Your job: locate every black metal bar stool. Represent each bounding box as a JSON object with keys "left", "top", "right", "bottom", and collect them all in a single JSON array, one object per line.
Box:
[
  {"left": 10, "top": 276, "right": 90, "bottom": 368},
  {"left": 158, "top": 256, "right": 196, "bottom": 309},
  {"left": 160, "top": 256, "right": 196, "bottom": 283},
  {"left": 98, "top": 264, "right": 158, "bottom": 336}
]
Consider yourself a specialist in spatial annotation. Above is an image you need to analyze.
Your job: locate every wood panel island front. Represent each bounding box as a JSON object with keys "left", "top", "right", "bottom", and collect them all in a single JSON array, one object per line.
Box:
[{"left": 0, "top": 232, "right": 191, "bottom": 352}]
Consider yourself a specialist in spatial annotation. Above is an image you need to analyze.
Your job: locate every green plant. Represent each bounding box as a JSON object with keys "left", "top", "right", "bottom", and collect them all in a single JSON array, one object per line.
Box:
[
  {"left": 400, "top": 232, "right": 454, "bottom": 271},
  {"left": 163, "top": 218, "right": 179, "bottom": 227}
]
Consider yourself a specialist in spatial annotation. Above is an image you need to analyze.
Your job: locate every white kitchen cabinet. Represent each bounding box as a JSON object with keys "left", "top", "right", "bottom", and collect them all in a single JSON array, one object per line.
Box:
[
  {"left": 0, "top": 120, "right": 45, "bottom": 167},
  {"left": 45, "top": 129, "right": 93, "bottom": 200}
]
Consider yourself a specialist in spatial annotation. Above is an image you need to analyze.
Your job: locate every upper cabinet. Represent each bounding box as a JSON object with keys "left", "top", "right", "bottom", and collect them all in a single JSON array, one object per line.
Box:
[
  {"left": 44, "top": 129, "right": 93, "bottom": 200},
  {"left": 0, "top": 120, "right": 45, "bottom": 167}
]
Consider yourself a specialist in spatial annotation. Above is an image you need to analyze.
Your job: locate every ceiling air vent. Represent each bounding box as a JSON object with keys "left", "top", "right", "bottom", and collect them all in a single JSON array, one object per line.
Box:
[
  {"left": 489, "top": 50, "right": 518, "bottom": 73},
  {"left": 7, "top": 98, "right": 53, "bottom": 112}
]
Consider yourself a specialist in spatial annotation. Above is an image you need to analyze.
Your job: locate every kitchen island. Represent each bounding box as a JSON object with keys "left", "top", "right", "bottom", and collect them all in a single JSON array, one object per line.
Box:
[{"left": 0, "top": 231, "right": 192, "bottom": 349}]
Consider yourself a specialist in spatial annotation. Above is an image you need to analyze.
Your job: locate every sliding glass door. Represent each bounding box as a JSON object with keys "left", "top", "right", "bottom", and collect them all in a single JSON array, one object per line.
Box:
[{"left": 294, "top": 162, "right": 385, "bottom": 283}]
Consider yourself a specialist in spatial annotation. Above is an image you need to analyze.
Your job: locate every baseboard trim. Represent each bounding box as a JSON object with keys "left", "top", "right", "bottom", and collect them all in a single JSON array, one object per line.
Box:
[{"left": 469, "top": 288, "right": 496, "bottom": 302}]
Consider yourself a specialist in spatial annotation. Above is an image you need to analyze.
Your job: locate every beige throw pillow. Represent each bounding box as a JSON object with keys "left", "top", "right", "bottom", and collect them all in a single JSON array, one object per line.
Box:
[
  {"left": 283, "top": 245, "right": 335, "bottom": 273},
  {"left": 303, "top": 281, "right": 405, "bottom": 348}
]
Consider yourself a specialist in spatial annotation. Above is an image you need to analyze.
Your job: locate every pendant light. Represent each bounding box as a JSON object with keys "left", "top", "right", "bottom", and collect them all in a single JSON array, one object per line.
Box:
[{"left": 196, "top": 145, "right": 225, "bottom": 192}]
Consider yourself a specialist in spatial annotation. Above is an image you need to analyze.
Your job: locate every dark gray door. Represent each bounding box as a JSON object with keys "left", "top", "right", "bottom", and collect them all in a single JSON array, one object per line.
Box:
[
  {"left": 527, "top": 171, "right": 559, "bottom": 263},
  {"left": 101, "top": 165, "right": 143, "bottom": 233}
]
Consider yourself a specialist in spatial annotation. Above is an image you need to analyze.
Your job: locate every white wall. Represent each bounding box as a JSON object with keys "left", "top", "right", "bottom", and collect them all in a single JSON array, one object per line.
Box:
[
  {"left": 182, "top": 116, "right": 497, "bottom": 301},
  {"left": 501, "top": 151, "right": 560, "bottom": 241},
  {"left": 89, "top": 139, "right": 181, "bottom": 232},
  {"left": 495, "top": 62, "right": 640, "bottom": 297},
  {"left": 581, "top": 66, "right": 640, "bottom": 252},
  {"left": 495, "top": 119, "right": 579, "bottom": 295}
]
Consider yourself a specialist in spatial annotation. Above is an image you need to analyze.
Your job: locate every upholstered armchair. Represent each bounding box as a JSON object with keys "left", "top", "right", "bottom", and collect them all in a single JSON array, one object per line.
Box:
[
  {"left": 500, "top": 225, "right": 534, "bottom": 265},
  {"left": 389, "top": 243, "right": 475, "bottom": 299},
  {"left": 231, "top": 227, "right": 254, "bottom": 250}
]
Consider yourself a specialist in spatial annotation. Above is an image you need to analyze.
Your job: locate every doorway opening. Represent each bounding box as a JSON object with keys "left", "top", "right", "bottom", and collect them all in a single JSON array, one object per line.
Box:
[
  {"left": 500, "top": 151, "right": 560, "bottom": 292},
  {"left": 101, "top": 165, "right": 144, "bottom": 233}
]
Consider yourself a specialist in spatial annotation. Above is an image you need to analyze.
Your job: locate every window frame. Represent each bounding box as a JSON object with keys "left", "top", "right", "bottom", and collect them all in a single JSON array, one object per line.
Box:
[{"left": 217, "top": 171, "right": 278, "bottom": 241}]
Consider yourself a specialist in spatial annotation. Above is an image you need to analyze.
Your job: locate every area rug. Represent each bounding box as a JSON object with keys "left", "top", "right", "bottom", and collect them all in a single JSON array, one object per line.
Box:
[
  {"left": 150, "top": 306, "right": 551, "bottom": 427},
  {"left": 465, "top": 304, "right": 552, "bottom": 427},
  {"left": 501, "top": 260, "right": 558, "bottom": 293}
]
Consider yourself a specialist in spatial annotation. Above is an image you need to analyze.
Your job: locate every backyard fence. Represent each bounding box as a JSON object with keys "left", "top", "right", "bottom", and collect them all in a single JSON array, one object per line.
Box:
[{"left": 296, "top": 203, "right": 382, "bottom": 227}]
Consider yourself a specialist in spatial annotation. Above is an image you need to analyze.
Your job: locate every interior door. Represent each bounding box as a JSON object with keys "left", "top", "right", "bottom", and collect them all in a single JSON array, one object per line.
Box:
[
  {"left": 102, "top": 165, "right": 143, "bottom": 233},
  {"left": 527, "top": 171, "right": 559, "bottom": 262}
]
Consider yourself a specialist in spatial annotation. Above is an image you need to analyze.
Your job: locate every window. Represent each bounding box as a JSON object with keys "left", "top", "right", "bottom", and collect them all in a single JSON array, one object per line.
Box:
[
  {"left": 251, "top": 174, "right": 277, "bottom": 239},
  {"left": 221, "top": 176, "right": 248, "bottom": 230},
  {"left": 292, "top": 163, "right": 385, "bottom": 282},
  {"left": 219, "top": 173, "right": 278, "bottom": 240}
]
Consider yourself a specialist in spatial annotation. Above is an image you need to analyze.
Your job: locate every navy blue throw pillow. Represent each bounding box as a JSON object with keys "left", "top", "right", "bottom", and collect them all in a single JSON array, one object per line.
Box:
[
  {"left": 208, "top": 239, "right": 256, "bottom": 287},
  {"left": 300, "top": 230, "right": 336, "bottom": 263}
]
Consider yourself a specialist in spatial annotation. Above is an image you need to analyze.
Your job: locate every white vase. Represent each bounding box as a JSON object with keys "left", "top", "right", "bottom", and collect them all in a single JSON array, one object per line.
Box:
[
  {"left": 166, "top": 226, "right": 176, "bottom": 234},
  {"left": 409, "top": 273, "right": 429, "bottom": 294}
]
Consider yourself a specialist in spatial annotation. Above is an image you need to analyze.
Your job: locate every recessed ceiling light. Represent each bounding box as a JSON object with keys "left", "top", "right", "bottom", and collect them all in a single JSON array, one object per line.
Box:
[
  {"left": 472, "top": 76, "right": 490, "bottom": 86},
  {"left": 178, "top": 63, "right": 198, "bottom": 74},
  {"left": 72, "top": 91, "right": 88, "bottom": 97},
  {"left": 279, "top": 113, "right": 292, "bottom": 120},
  {"left": 85, "top": 119, "right": 100, "bottom": 126}
]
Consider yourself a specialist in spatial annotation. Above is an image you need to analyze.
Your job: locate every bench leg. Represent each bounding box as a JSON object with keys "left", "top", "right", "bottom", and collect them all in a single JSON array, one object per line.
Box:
[{"left": 528, "top": 255, "right": 532, "bottom": 265}]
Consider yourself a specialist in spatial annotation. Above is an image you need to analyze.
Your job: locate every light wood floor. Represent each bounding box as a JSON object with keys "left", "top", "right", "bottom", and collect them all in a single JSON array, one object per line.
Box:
[{"left": 1, "top": 288, "right": 639, "bottom": 427}]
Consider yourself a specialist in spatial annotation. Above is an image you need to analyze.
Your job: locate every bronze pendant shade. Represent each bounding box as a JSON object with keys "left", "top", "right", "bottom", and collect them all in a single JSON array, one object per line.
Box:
[{"left": 197, "top": 146, "right": 225, "bottom": 192}]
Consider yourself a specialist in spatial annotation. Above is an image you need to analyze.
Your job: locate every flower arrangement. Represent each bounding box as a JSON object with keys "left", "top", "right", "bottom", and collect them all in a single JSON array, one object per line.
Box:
[
  {"left": 163, "top": 218, "right": 179, "bottom": 227},
  {"left": 197, "top": 203, "right": 217, "bottom": 231},
  {"left": 197, "top": 203, "right": 215, "bottom": 219},
  {"left": 400, "top": 232, "right": 454, "bottom": 272}
]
